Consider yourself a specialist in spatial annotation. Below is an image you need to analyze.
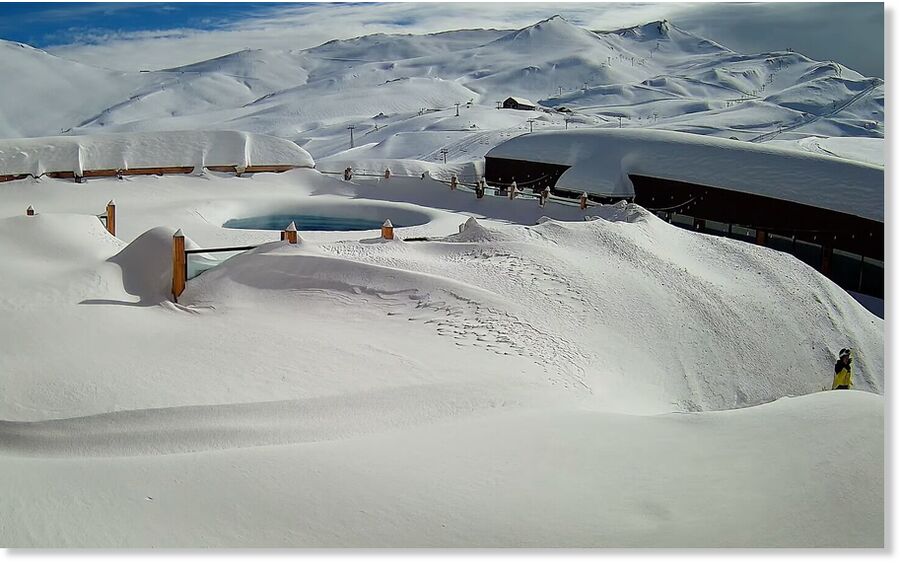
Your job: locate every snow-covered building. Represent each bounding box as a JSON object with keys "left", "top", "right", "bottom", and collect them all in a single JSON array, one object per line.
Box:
[
  {"left": 0, "top": 130, "right": 314, "bottom": 181},
  {"left": 485, "top": 128, "right": 884, "bottom": 296},
  {"left": 502, "top": 97, "right": 536, "bottom": 111}
]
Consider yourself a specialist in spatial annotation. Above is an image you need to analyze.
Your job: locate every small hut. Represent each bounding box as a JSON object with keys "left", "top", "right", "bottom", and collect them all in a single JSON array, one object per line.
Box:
[{"left": 502, "top": 97, "right": 536, "bottom": 111}]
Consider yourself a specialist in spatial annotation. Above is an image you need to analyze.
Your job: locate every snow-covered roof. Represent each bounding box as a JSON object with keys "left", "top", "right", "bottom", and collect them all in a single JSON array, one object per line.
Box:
[
  {"left": 486, "top": 128, "right": 884, "bottom": 222},
  {"left": 0, "top": 130, "right": 314, "bottom": 177},
  {"left": 504, "top": 97, "right": 536, "bottom": 107}
]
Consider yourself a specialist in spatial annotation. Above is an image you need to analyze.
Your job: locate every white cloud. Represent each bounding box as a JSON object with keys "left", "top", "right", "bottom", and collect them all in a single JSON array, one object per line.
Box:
[
  {"left": 42, "top": 2, "right": 882, "bottom": 77},
  {"left": 45, "top": 2, "right": 691, "bottom": 70}
]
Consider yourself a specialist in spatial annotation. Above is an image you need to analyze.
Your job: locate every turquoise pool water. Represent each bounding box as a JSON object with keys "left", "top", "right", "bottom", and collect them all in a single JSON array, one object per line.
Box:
[{"left": 224, "top": 214, "right": 398, "bottom": 231}]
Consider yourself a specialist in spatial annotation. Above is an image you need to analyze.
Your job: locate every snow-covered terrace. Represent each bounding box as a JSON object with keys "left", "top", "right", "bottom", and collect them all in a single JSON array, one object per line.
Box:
[{"left": 485, "top": 129, "right": 884, "bottom": 222}]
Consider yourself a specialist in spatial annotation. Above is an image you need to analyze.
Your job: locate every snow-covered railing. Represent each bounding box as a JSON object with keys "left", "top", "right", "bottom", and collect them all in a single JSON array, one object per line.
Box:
[
  {"left": 172, "top": 220, "right": 397, "bottom": 302},
  {"left": 96, "top": 200, "right": 116, "bottom": 237},
  {"left": 25, "top": 200, "right": 118, "bottom": 236},
  {"left": 316, "top": 167, "right": 591, "bottom": 209},
  {"left": 0, "top": 131, "right": 315, "bottom": 181}
]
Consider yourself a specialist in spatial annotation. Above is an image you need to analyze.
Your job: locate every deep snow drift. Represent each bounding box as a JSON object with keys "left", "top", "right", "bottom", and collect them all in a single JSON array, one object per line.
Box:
[
  {"left": 0, "top": 168, "right": 884, "bottom": 547},
  {"left": 0, "top": 12, "right": 885, "bottom": 549}
]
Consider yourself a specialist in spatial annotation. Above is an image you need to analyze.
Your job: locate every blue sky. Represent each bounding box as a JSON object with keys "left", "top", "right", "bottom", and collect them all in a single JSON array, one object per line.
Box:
[
  {"left": 0, "top": 2, "right": 884, "bottom": 77},
  {"left": 0, "top": 3, "right": 291, "bottom": 46}
]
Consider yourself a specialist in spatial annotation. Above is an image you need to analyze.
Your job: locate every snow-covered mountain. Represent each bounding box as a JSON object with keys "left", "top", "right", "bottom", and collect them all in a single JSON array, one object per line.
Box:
[{"left": 0, "top": 16, "right": 884, "bottom": 164}]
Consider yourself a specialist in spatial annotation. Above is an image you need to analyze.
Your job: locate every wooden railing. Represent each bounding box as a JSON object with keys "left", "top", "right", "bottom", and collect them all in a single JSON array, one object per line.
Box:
[
  {"left": 25, "top": 200, "right": 117, "bottom": 236},
  {"left": 316, "top": 167, "right": 591, "bottom": 209},
  {"left": 1, "top": 164, "right": 306, "bottom": 184},
  {"left": 171, "top": 221, "right": 395, "bottom": 302}
]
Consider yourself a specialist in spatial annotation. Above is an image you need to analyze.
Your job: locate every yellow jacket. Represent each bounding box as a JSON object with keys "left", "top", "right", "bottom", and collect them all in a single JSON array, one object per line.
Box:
[{"left": 832, "top": 365, "right": 852, "bottom": 389}]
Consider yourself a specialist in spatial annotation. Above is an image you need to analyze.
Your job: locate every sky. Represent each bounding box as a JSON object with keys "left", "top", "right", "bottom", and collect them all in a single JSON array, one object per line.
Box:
[{"left": 0, "top": 2, "right": 885, "bottom": 77}]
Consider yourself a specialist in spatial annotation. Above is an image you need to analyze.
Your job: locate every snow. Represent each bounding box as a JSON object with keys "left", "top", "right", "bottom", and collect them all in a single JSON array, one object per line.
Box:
[
  {"left": 0, "top": 166, "right": 883, "bottom": 546},
  {"left": 486, "top": 128, "right": 884, "bottom": 221},
  {"left": 0, "top": 130, "right": 314, "bottom": 177},
  {"left": 0, "top": 391, "right": 883, "bottom": 547},
  {"left": 0, "top": 15, "right": 882, "bottom": 168},
  {"left": 0, "top": 13, "right": 885, "bottom": 548},
  {"left": 765, "top": 135, "right": 884, "bottom": 167}
]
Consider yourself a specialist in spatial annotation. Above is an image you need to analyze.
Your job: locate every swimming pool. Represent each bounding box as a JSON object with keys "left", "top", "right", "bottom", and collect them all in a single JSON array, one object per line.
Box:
[{"left": 224, "top": 214, "right": 401, "bottom": 231}]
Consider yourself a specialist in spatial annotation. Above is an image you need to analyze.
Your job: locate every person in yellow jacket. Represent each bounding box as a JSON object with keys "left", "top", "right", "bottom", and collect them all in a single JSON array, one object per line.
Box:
[{"left": 832, "top": 348, "right": 853, "bottom": 390}]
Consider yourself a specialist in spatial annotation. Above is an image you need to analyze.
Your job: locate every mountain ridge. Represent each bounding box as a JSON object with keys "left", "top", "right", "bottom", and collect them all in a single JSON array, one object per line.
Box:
[{"left": 0, "top": 17, "right": 883, "bottom": 164}]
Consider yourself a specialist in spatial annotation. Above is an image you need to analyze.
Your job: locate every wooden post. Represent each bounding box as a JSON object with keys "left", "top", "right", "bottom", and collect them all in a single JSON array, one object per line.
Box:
[
  {"left": 283, "top": 221, "right": 298, "bottom": 244},
  {"left": 579, "top": 193, "right": 588, "bottom": 210},
  {"left": 105, "top": 200, "right": 116, "bottom": 236},
  {"left": 450, "top": 175, "right": 458, "bottom": 190},
  {"left": 755, "top": 229, "right": 767, "bottom": 246},
  {"left": 26, "top": 205, "right": 34, "bottom": 216},
  {"left": 382, "top": 219, "right": 394, "bottom": 240},
  {"left": 172, "top": 229, "right": 186, "bottom": 302}
]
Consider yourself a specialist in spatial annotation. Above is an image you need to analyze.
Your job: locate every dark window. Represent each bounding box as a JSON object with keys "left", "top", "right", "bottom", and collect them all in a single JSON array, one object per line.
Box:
[
  {"left": 768, "top": 234, "right": 793, "bottom": 253},
  {"left": 831, "top": 249, "right": 863, "bottom": 290},
  {"left": 860, "top": 257, "right": 884, "bottom": 297},
  {"left": 671, "top": 213, "right": 693, "bottom": 228},
  {"left": 730, "top": 225, "right": 757, "bottom": 244},
  {"left": 794, "top": 240, "right": 822, "bottom": 270},
  {"left": 704, "top": 220, "right": 729, "bottom": 235}
]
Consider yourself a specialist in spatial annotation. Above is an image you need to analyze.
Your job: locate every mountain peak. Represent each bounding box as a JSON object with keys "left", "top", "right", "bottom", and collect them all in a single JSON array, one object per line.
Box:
[{"left": 491, "top": 15, "right": 598, "bottom": 48}]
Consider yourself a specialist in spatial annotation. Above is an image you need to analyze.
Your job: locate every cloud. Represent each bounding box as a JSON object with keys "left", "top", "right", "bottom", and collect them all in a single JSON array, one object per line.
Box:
[
  {"left": 37, "top": 2, "right": 882, "bottom": 77},
  {"left": 40, "top": 3, "right": 685, "bottom": 70},
  {"left": 674, "top": 2, "right": 884, "bottom": 78}
]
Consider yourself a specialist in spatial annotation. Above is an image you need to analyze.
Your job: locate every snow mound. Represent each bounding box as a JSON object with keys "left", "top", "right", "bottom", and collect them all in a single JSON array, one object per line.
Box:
[
  {"left": 179, "top": 202, "right": 882, "bottom": 413},
  {"left": 0, "top": 213, "right": 126, "bottom": 309},
  {"left": 0, "top": 390, "right": 883, "bottom": 547},
  {"left": 442, "top": 216, "right": 511, "bottom": 243},
  {"left": 0, "top": 130, "right": 314, "bottom": 177},
  {"left": 109, "top": 226, "right": 202, "bottom": 304}
]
